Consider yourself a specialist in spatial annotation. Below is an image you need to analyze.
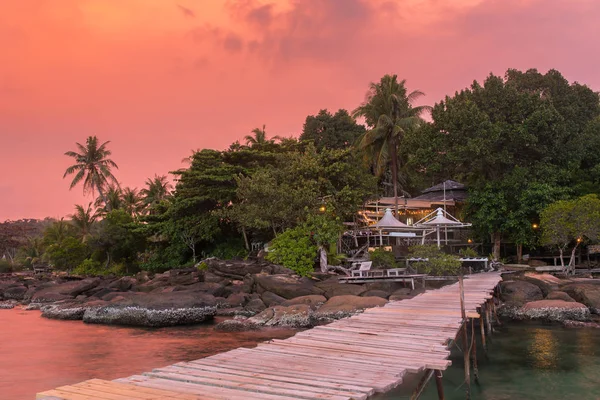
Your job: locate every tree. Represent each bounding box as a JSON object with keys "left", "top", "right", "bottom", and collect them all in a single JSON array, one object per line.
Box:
[
  {"left": 244, "top": 125, "right": 281, "bottom": 147},
  {"left": 140, "top": 175, "right": 173, "bottom": 213},
  {"left": 69, "top": 203, "right": 98, "bottom": 242},
  {"left": 353, "top": 75, "right": 430, "bottom": 214},
  {"left": 300, "top": 109, "right": 366, "bottom": 150},
  {"left": 63, "top": 136, "right": 119, "bottom": 207},
  {"left": 410, "top": 69, "right": 600, "bottom": 260},
  {"left": 95, "top": 185, "right": 123, "bottom": 215},
  {"left": 121, "top": 187, "right": 144, "bottom": 218},
  {"left": 541, "top": 195, "right": 600, "bottom": 274}
]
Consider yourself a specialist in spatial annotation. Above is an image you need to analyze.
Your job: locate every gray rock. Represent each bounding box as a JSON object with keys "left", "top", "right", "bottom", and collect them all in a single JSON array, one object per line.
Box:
[
  {"left": 546, "top": 291, "right": 576, "bottom": 302},
  {"left": 83, "top": 306, "right": 216, "bottom": 327},
  {"left": 108, "top": 277, "right": 137, "bottom": 292},
  {"left": 361, "top": 290, "right": 389, "bottom": 299},
  {"left": 261, "top": 291, "right": 286, "bottom": 307},
  {"left": 244, "top": 298, "right": 266, "bottom": 314},
  {"left": 500, "top": 280, "right": 543, "bottom": 306},
  {"left": 561, "top": 282, "right": 600, "bottom": 313},
  {"left": 281, "top": 295, "right": 327, "bottom": 310},
  {"left": 515, "top": 300, "right": 590, "bottom": 321},
  {"left": 0, "top": 301, "right": 16, "bottom": 309},
  {"left": 315, "top": 295, "right": 388, "bottom": 319},
  {"left": 254, "top": 275, "right": 324, "bottom": 299},
  {"left": 249, "top": 304, "right": 312, "bottom": 327},
  {"left": 214, "top": 319, "right": 260, "bottom": 332},
  {"left": 225, "top": 293, "right": 248, "bottom": 307},
  {"left": 2, "top": 285, "right": 27, "bottom": 300}
]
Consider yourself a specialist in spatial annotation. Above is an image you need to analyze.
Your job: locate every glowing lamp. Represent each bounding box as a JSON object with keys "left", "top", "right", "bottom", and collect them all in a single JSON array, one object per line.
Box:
[
  {"left": 532, "top": 223, "right": 539, "bottom": 229},
  {"left": 467, "top": 239, "right": 473, "bottom": 244},
  {"left": 319, "top": 205, "right": 326, "bottom": 213}
]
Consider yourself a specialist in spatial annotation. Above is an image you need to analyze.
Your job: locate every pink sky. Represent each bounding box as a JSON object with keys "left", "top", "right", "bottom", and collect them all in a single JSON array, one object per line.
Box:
[{"left": 1, "top": 0, "right": 599, "bottom": 220}]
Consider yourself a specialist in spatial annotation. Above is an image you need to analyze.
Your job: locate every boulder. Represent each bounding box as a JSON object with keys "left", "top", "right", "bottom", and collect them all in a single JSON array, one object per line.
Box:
[
  {"left": 521, "top": 273, "right": 563, "bottom": 296},
  {"left": 261, "top": 291, "right": 286, "bottom": 307},
  {"left": 135, "top": 271, "right": 150, "bottom": 283},
  {"left": 0, "top": 301, "right": 16, "bottom": 309},
  {"left": 2, "top": 285, "right": 28, "bottom": 300},
  {"left": 528, "top": 259, "right": 548, "bottom": 267},
  {"left": 31, "top": 290, "right": 74, "bottom": 303},
  {"left": 561, "top": 282, "right": 600, "bottom": 313},
  {"left": 175, "top": 282, "right": 231, "bottom": 298},
  {"left": 169, "top": 268, "right": 200, "bottom": 286},
  {"left": 82, "top": 291, "right": 217, "bottom": 327},
  {"left": 204, "top": 272, "right": 228, "bottom": 284},
  {"left": 361, "top": 290, "right": 389, "bottom": 299},
  {"left": 249, "top": 304, "right": 312, "bottom": 327},
  {"left": 363, "top": 282, "right": 405, "bottom": 294},
  {"left": 225, "top": 293, "right": 248, "bottom": 307},
  {"left": 245, "top": 298, "right": 267, "bottom": 314},
  {"left": 546, "top": 291, "right": 576, "bottom": 302},
  {"left": 314, "top": 279, "right": 366, "bottom": 298},
  {"left": 389, "top": 288, "right": 413, "bottom": 301},
  {"left": 281, "top": 295, "right": 327, "bottom": 310},
  {"left": 517, "top": 300, "right": 590, "bottom": 321},
  {"left": 500, "top": 280, "right": 543, "bottom": 306},
  {"left": 205, "top": 259, "right": 293, "bottom": 280},
  {"left": 254, "top": 275, "right": 324, "bottom": 299},
  {"left": 315, "top": 295, "right": 388, "bottom": 318},
  {"left": 108, "top": 277, "right": 137, "bottom": 292},
  {"left": 214, "top": 319, "right": 260, "bottom": 332}
]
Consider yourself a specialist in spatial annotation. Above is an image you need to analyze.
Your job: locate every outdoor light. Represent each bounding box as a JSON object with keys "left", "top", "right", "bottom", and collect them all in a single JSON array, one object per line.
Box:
[
  {"left": 577, "top": 237, "right": 582, "bottom": 243},
  {"left": 467, "top": 239, "right": 473, "bottom": 243},
  {"left": 319, "top": 205, "right": 326, "bottom": 213},
  {"left": 532, "top": 223, "right": 539, "bottom": 229}
]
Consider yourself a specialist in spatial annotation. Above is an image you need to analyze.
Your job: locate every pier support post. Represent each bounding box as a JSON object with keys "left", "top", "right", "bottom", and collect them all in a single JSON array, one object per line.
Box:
[
  {"left": 410, "top": 369, "right": 435, "bottom": 400},
  {"left": 480, "top": 314, "right": 487, "bottom": 353},
  {"left": 459, "top": 276, "right": 471, "bottom": 399},
  {"left": 486, "top": 300, "right": 492, "bottom": 334},
  {"left": 471, "top": 318, "right": 479, "bottom": 383},
  {"left": 435, "top": 370, "right": 445, "bottom": 400}
]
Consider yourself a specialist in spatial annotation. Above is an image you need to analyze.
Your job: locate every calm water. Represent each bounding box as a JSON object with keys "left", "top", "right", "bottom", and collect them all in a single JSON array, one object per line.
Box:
[
  {"left": 0, "top": 309, "right": 296, "bottom": 400},
  {"left": 2, "top": 310, "right": 600, "bottom": 400},
  {"left": 380, "top": 322, "right": 600, "bottom": 400}
]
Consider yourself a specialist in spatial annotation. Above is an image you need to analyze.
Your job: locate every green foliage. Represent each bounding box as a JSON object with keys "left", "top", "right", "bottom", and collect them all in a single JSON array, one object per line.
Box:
[
  {"left": 369, "top": 248, "right": 396, "bottom": 269},
  {"left": 541, "top": 194, "right": 600, "bottom": 249},
  {"left": 0, "top": 259, "right": 12, "bottom": 273},
  {"left": 300, "top": 109, "right": 366, "bottom": 150},
  {"left": 73, "top": 258, "right": 126, "bottom": 276},
  {"left": 266, "top": 213, "right": 344, "bottom": 276},
  {"left": 44, "top": 236, "right": 90, "bottom": 271},
  {"left": 409, "top": 245, "right": 461, "bottom": 276},
  {"left": 458, "top": 247, "right": 479, "bottom": 258},
  {"left": 208, "top": 238, "right": 247, "bottom": 259},
  {"left": 196, "top": 262, "right": 208, "bottom": 271},
  {"left": 266, "top": 226, "right": 318, "bottom": 277}
]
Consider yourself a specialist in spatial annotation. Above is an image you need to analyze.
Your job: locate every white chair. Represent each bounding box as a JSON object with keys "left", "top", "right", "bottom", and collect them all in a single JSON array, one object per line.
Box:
[{"left": 351, "top": 261, "right": 373, "bottom": 278}]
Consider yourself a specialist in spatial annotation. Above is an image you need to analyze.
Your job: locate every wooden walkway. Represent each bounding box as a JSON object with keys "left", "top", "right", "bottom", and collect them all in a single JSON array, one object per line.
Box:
[{"left": 37, "top": 272, "right": 502, "bottom": 400}]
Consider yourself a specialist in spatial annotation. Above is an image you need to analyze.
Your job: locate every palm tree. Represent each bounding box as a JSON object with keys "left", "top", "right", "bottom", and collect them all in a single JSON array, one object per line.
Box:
[
  {"left": 95, "top": 185, "right": 123, "bottom": 214},
  {"left": 244, "top": 125, "right": 281, "bottom": 147},
  {"left": 141, "top": 175, "right": 173, "bottom": 213},
  {"left": 352, "top": 75, "right": 430, "bottom": 214},
  {"left": 63, "top": 136, "right": 119, "bottom": 208},
  {"left": 69, "top": 203, "right": 98, "bottom": 242},
  {"left": 122, "top": 187, "right": 144, "bottom": 218}
]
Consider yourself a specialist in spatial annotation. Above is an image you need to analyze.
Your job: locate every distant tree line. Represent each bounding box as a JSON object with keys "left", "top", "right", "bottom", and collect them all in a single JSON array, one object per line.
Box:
[{"left": 2, "top": 68, "right": 599, "bottom": 274}]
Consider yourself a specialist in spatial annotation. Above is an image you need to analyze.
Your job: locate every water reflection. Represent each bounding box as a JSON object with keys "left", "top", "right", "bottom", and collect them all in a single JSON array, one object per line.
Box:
[
  {"left": 0, "top": 309, "right": 296, "bottom": 400},
  {"left": 528, "top": 327, "right": 559, "bottom": 370}
]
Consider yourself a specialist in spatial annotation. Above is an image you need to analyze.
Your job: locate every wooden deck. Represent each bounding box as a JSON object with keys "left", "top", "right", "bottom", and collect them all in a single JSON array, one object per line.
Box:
[{"left": 37, "top": 272, "right": 503, "bottom": 400}]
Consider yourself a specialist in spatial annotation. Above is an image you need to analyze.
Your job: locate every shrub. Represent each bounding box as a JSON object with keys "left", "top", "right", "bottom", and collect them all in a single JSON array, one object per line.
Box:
[
  {"left": 266, "top": 226, "right": 318, "bottom": 277},
  {"left": 409, "top": 245, "right": 461, "bottom": 276},
  {"left": 459, "top": 247, "right": 479, "bottom": 258},
  {"left": 73, "top": 259, "right": 126, "bottom": 276},
  {"left": 0, "top": 259, "right": 12, "bottom": 273},
  {"left": 369, "top": 248, "right": 396, "bottom": 269}
]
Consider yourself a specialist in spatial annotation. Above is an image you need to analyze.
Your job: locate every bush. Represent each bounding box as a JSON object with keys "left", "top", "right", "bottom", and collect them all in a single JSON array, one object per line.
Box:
[
  {"left": 266, "top": 226, "right": 318, "bottom": 277},
  {"left": 369, "top": 248, "right": 396, "bottom": 269},
  {"left": 73, "top": 259, "right": 126, "bottom": 276},
  {"left": 209, "top": 239, "right": 248, "bottom": 259},
  {"left": 459, "top": 247, "right": 479, "bottom": 258},
  {"left": 0, "top": 259, "right": 12, "bottom": 273},
  {"left": 409, "top": 245, "right": 461, "bottom": 276}
]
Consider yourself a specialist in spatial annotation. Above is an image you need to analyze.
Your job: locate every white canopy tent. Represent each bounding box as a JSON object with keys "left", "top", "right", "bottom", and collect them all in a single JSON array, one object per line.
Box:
[
  {"left": 415, "top": 207, "right": 472, "bottom": 248},
  {"left": 372, "top": 208, "right": 415, "bottom": 246}
]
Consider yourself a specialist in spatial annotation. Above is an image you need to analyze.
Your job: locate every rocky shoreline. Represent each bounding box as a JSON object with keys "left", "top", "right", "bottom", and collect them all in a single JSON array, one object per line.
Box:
[
  {"left": 0, "top": 259, "right": 419, "bottom": 329},
  {"left": 3, "top": 261, "right": 600, "bottom": 330},
  {"left": 498, "top": 272, "right": 600, "bottom": 328}
]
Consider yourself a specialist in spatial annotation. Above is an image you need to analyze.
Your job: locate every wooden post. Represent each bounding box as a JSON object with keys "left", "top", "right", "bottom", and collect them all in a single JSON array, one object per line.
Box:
[
  {"left": 480, "top": 313, "right": 487, "bottom": 353},
  {"left": 486, "top": 300, "right": 493, "bottom": 334},
  {"left": 435, "top": 370, "right": 445, "bottom": 400},
  {"left": 492, "top": 298, "right": 502, "bottom": 326},
  {"left": 459, "top": 276, "right": 471, "bottom": 399},
  {"left": 471, "top": 318, "right": 479, "bottom": 383},
  {"left": 410, "top": 369, "right": 435, "bottom": 400}
]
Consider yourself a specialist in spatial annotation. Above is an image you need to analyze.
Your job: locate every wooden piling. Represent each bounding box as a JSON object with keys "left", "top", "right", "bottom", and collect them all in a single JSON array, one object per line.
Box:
[
  {"left": 480, "top": 313, "right": 487, "bottom": 353},
  {"left": 411, "top": 369, "right": 435, "bottom": 400},
  {"left": 459, "top": 276, "right": 471, "bottom": 399},
  {"left": 435, "top": 370, "right": 445, "bottom": 400},
  {"left": 471, "top": 318, "right": 479, "bottom": 383}
]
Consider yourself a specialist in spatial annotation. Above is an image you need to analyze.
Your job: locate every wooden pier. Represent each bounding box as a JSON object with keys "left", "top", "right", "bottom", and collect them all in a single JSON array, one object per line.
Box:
[{"left": 37, "top": 272, "right": 503, "bottom": 400}]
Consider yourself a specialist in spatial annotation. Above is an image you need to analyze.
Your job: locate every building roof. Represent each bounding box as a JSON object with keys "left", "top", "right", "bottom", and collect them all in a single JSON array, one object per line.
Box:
[
  {"left": 374, "top": 208, "right": 409, "bottom": 229},
  {"left": 412, "top": 180, "right": 467, "bottom": 203}
]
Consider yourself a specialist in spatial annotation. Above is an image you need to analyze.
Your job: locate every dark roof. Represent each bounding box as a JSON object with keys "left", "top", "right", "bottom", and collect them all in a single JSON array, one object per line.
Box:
[
  {"left": 421, "top": 180, "right": 465, "bottom": 194},
  {"left": 412, "top": 180, "right": 467, "bottom": 203}
]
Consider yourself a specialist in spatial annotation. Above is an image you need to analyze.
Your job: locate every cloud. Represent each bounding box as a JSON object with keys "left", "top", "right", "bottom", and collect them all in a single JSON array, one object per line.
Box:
[
  {"left": 223, "top": 32, "right": 244, "bottom": 52},
  {"left": 177, "top": 4, "right": 196, "bottom": 18}
]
